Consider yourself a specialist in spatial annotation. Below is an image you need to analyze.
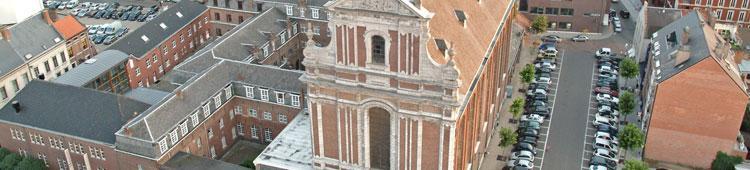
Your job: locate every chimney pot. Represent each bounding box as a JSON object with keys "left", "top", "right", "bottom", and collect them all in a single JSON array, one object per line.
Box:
[{"left": 11, "top": 101, "right": 20, "bottom": 113}]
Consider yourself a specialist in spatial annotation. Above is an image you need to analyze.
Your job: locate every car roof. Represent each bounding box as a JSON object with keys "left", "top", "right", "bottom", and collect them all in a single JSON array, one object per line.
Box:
[{"left": 595, "top": 138, "right": 610, "bottom": 144}]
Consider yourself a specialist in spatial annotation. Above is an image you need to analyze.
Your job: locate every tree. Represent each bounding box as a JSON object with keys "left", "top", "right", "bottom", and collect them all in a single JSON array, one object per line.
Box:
[
  {"left": 531, "top": 15, "right": 548, "bottom": 33},
  {"left": 619, "top": 91, "right": 635, "bottom": 117},
  {"left": 618, "top": 123, "right": 645, "bottom": 156},
  {"left": 1, "top": 153, "right": 22, "bottom": 170},
  {"left": 510, "top": 98, "right": 525, "bottom": 120},
  {"left": 240, "top": 158, "right": 256, "bottom": 169},
  {"left": 0, "top": 148, "right": 10, "bottom": 161},
  {"left": 619, "top": 58, "right": 639, "bottom": 79},
  {"left": 712, "top": 151, "right": 743, "bottom": 170},
  {"left": 520, "top": 64, "right": 535, "bottom": 85},
  {"left": 498, "top": 127, "right": 518, "bottom": 148},
  {"left": 15, "top": 157, "right": 45, "bottom": 170},
  {"left": 623, "top": 159, "right": 649, "bottom": 170}
]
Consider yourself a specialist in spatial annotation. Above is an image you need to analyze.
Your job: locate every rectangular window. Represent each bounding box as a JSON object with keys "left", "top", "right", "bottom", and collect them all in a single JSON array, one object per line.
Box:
[
  {"left": 170, "top": 130, "right": 178, "bottom": 145},
  {"left": 237, "top": 123, "right": 244, "bottom": 135},
  {"left": 146, "top": 59, "right": 152, "bottom": 68},
  {"left": 172, "top": 40, "right": 176, "bottom": 48},
  {"left": 732, "top": 0, "right": 737, "bottom": 6},
  {"left": 560, "top": 8, "right": 574, "bottom": 16},
  {"left": 158, "top": 65, "right": 164, "bottom": 73},
  {"left": 60, "top": 52, "right": 67, "bottom": 63},
  {"left": 227, "top": 14, "right": 232, "bottom": 22},
  {"left": 260, "top": 89, "right": 269, "bottom": 101},
  {"left": 224, "top": 86, "right": 232, "bottom": 100},
  {"left": 180, "top": 35, "right": 184, "bottom": 42},
  {"left": 740, "top": 11, "right": 746, "bottom": 21},
  {"left": 203, "top": 104, "right": 210, "bottom": 117},
  {"left": 208, "top": 128, "right": 214, "bottom": 138},
  {"left": 249, "top": 109, "right": 257, "bottom": 117},
  {"left": 729, "top": 10, "right": 735, "bottom": 20},
  {"left": 291, "top": 95, "right": 300, "bottom": 107},
  {"left": 44, "top": 61, "right": 51, "bottom": 73},
  {"left": 135, "top": 68, "right": 141, "bottom": 76},
  {"left": 221, "top": 136, "right": 227, "bottom": 148},
  {"left": 251, "top": 125, "right": 258, "bottom": 138},
  {"left": 11, "top": 79, "right": 19, "bottom": 92},
  {"left": 313, "top": 26, "right": 320, "bottom": 35},
  {"left": 545, "top": 8, "right": 559, "bottom": 15},
  {"left": 180, "top": 122, "right": 188, "bottom": 136},
  {"left": 210, "top": 147, "right": 216, "bottom": 158},
  {"left": 215, "top": 13, "right": 220, "bottom": 20},
  {"left": 191, "top": 113, "right": 199, "bottom": 127},
  {"left": 213, "top": 95, "right": 222, "bottom": 108},
  {"left": 163, "top": 46, "right": 168, "bottom": 55},
  {"left": 264, "top": 128, "right": 273, "bottom": 141},
  {"left": 312, "top": 8, "right": 319, "bottom": 19},
  {"left": 279, "top": 114, "right": 287, "bottom": 123},
  {"left": 52, "top": 57, "right": 59, "bottom": 67},
  {"left": 720, "top": 0, "right": 725, "bottom": 6},
  {"left": 743, "top": 0, "right": 748, "bottom": 8},
  {"left": 264, "top": 112, "right": 272, "bottom": 120},
  {"left": 717, "top": 10, "right": 723, "bottom": 19},
  {"left": 234, "top": 106, "right": 242, "bottom": 117},
  {"left": 530, "top": 7, "right": 544, "bottom": 14},
  {"left": 286, "top": 5, "right": 293, "bottom": 15},
  {"left": 275, "top": 92, "right": 285, "bottom": 104},
  {"left": 159, "top": 139, "right": 167, "bottom": 153},
  {"left": 166, "top": 60, "right": 171, "bottom": 67},
  {"left": 239, "top": 16, "right": 244, "bottom": 22},
  {"left": 238, "top": 1, "right": 243, "bottom": 10},
  {"left": 219, "top": 118, "right": 225, "bottom": 129},
  {"left": 0, "top": 86, "right": 6, "bottom": 100}
]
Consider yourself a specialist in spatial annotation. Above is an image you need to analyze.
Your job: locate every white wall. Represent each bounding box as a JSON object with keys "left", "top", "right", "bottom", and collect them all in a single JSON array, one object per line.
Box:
[{"left": 0, "top": 0, "right": 43, "bottom": 25}]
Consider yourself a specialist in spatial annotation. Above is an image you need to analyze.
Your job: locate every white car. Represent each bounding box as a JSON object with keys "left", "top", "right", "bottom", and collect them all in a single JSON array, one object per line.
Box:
[
  {"left": 599, "top": 73, "right": 617, "bottom": 79},
  {"left": 593, "top": 116, "right": 617, "bottom": 127},
  {"left": 590, "top": 165, "right": 609, "bottom": 170},
  {"left": 506, "top": 159, "right": 534, "bottom": 168},
  {"left": 596, "top": 94, "right": 619, "bottom": 103},
  {"left": 532, "top": 77, "right": 551, "bottom": 85},
  {"left": 510, "top": 151, "right": 535, "bottom": 161},
  {"left": 599, "top": 65, "right": 619, "bottom": 74},
  {"left": 594, "top": 138, "right": 619, "bottom": 153},
  {"left": 527, "top": 89, "right": 547, "bottom": 96},
  {"left": 535, "top": 62, "right": 557, "bottom": 69},
  {"left": 521, "top": 114, "right": 544, "bottom": 124},
  {"left": 595, "top": 113, "right": 618, "bottom": 122},
  {"left": 572, "top": 35, "right": 590, "bottom": 42},
  {"left": 593, "top": 149, "right": 618, "bottom": 161},
  {"left": 595, "top": 132, "right": 619, "bottom": 145},
  {"left": 614, "top": 25, "right": 622, "bottom": 33},
  {"left": 596, "top": 48, "right": 612, "bottom": 58}
]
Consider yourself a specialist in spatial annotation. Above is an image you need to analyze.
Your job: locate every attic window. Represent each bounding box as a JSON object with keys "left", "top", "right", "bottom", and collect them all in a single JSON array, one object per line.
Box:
[
  {"left": 54, "top": 38, "right": 61, "bottom": 43},
  {"left": 160, "top": 23, "right": 168, "bottom": 30},
  {"left": 435, "top": 39, "right": 448, "bottom": 54},
  {"left": 655, "top": 60, "right": 661, "bottom": 68},
  {"left": 141, "top": 35, "right": 150, "bottom": 42},
  {"left": 176, "top": 12, "right": 183, "bottom": 18},
  {"left": 454, "top": 10, "right": 467, "bottom": 26}
]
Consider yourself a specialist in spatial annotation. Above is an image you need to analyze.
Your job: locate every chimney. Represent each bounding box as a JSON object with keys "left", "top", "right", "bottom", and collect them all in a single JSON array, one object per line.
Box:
[
  {"left": 0, "top": 27, "right": 10, "bottom": 41},
  {"left": 42, "top": 9, "right": 58, "bottom": 24},
  {"left": 11, "top": 101, "right": 20, "bottom": 113},
  {"left": 681, "top": 26, "right": 690, "bottom": 46},
  {"left": 412, "top": 0, "right": 422, "bottom": 9}
]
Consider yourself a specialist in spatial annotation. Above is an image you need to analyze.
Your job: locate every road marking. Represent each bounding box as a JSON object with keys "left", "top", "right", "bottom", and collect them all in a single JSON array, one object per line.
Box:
[
  {"left": 539, "top": 49, "right": 565, "bottom": 170},
  {"left": 580, "top": 61, "right": 597, "bottom": 169}
]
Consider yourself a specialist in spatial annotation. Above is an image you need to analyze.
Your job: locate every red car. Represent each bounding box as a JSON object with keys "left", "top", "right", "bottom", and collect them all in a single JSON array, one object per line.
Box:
[{"left": 594, "top": 87, "right": 619, "bottom": 96}]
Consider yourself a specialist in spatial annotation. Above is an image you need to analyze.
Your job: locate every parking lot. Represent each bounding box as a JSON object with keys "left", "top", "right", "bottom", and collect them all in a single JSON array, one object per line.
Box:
[{"left": 45, "top": 0, "right": 170, "bottom": 51}]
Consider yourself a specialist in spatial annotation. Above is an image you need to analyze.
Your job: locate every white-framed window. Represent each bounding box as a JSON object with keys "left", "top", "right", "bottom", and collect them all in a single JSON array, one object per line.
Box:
[
  {"left": 260, "top": 89, "right": 269, "bottom": 101},
  {"left": 232, "top": 126, "right": 237, "bottom": 139},
  {"left": 210, "top": 146, "right": 216, "bottom": 158},
  {"left": 180, "top": 122, "right": 188, "bottom": 136},
  {"left": 279, "top": 114, "right": 288, "bottom": 123},
  {"left": 146, "top": 59, "right": 152, "bottom": 68},
  {"left": 214, "top": 95, "right": 222, "bottom": 108},
  {"left": 286, "top": 5, "right": 294, "bottom": 15},
  {"left": 263, "top": 112, "right": 272, "bottom": 120},
  {"left": 732, "top": 0, "right": 738, "bottom": 6},
  {"left": 312, "top": 8, "right": 319, "bottom": 19},
  {"left": 291, "top": 94, "right": 300, "bottom": 107},
  {"left": 300, "top": 8, "right": 305, "bottom": 17},
  {"left": 275, "top": 92, "right": 285, "bottom": 104},
  {"left": 158, "top": 65, "right": 164, "bottom": 73},
  {"left": 264, "top": 128, "right": 273, "bottom": 141},
  {"left": 162, "top": 46, "right": 168, "bottom": 55},
  {"left": 729, "top": 10, "right": 735, "bottom": 20},
  {"left": 208, "top": 128, "right": 214, "bottom": 138},
  {"left": 740, "top": 11, "right": 746, "bottom": 21},
  {"left": 221, "top": 137, "right": 227, "bottom": 149},
  {"left": 697, "top": 0, "right": 702, "bottom": 4},
  {"left": 280, "top": 32, "right": 287, "bottom": 42},
  {"left": 191, "top": 113, "right": 199, "bottom": 127},
  {"left": 743, "top": 0, "right": 748, "bottom": 8},
  {"left": 159, "top": 138, "right": 168, "bottom": 153},
  {"left": 203, "top": 104, "right": 211, "bottom": 117},
  {"left": 720, "top": 0, "right": 725, "bottom": 6},
  {"left": 224, "top": 86, "right": 232, "bottom": 100},
  {"left": 251, "top": 125, "right": 258, "bottom": 138},
  {"left": 234, "top": 106, "right": 242, "bottom": 117},
  {"left": 135, "top": 68, "right": 141, "bottom": 76},
  {"left": 153, "top": 55, "right": 159, "bottom": 63},
  {"left": 170, "top": 130, "right": 178, "bottom": 145},
  {"left": 249, "top": 109, "right": 257, "bottom": 117},
  {"left": 716, "top": 10, "right": 723, "bottom": 20},
  {"left": 262, "top": 45, "right": 269, "bottom": 57},
  {"left": 172, "top": 40, "right": 176, "bottom": 48},
  {"left": 165, "top": 60, "right": 171, "bottom": 67},
  {"left": 236, "top": 123, "right": 244, "bottom": 135},
  {"left": 313, "top": 26, "right": 320, "bottom": 35},
  {"left": 244, "top": 86, "right": 254, "bottom": 98},
  {"left": 219, "top": 118, "right": 225, "bottom": 129}
]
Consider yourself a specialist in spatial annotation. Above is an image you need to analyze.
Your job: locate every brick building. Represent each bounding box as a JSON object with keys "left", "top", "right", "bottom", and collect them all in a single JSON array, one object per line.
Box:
[
  {"left": 296, "top": 0, "right": 515, "bottom": 169},
  {"left": 653, "top": 0, "right": 750, "bottom": 31},
  {"left": 641, "top": 11, "right": 749, "bottom": 169},
  {"left": 519, "top": 0, "right": 610, "bottom": 32},
  {"left": 51, "top": 14, "right": 97, "bottom": 65},
  {"left": 107, "top": 0, "right": 212, "bottom": 88},
  {"left": 53, "top": 50, "right": 131, "bottom": 94}
]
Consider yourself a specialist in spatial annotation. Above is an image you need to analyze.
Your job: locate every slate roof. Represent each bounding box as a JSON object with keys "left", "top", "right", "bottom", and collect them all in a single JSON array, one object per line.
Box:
[
  {"left": 650, "top": 12, "right": 712, "bottom": 82},
  {"left": 0, "top": 12, "right": 63, "bottom": 76},
  {"left": 0, "top": 81, "right": 150, "bottom": 144},
  {"left": 211, "top": 8, "right": 287, "bottom": 61},
  {"left": 106, "top": 0, "right": 207, "bottom": 58},
  {"left": 124, "top": 88, "right": 170, "bottom": 105},
  {"left": 162, "top": 152, "right": 248, "bottom": 170},
  {"left": 52, "top": 50, "right": 129, "bottom": 87}
]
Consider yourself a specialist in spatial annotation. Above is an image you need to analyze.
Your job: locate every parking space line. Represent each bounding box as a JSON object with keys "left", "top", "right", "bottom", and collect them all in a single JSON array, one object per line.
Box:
[
  {"left": 580, "top": 62, "right": 597, "bottom": 169},
  {"left": 538, "top": 49, "right": 564, "bottom": 170}
]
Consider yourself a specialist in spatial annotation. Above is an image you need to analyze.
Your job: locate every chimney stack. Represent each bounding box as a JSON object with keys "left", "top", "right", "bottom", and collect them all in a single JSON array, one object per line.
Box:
[
  {"left": 42, "top": 9, "right": 58, "bottom": 25},
  {"left": 681, "top": 26, "right": 690, "bottom": 46},
  {"left": 0, "top": 27, "right": 10, "bottom": 41},
  {"left": 11, "top": 101, "right": 20, "bottom": 113},
  {"left": 412, "top": 0, "right": 422, "bottom": 9}
]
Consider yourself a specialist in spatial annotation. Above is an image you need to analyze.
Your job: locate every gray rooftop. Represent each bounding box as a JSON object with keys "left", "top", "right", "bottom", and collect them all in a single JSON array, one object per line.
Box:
[
  {"left": 53, "top": 50, "right": 129, "bottom": 87},
  {"left": 124, "top": 88, "right": 170, "bottom": 105},
  {"left": 162, "top": 152, "right": 249, "bottom": 170},
  {"left": 106, "top": 0, "right": 207, "bottom": 58},
  {"left": 650, "top": 11, "right": 714, "bottom": 82},
  {"left": 253, "top": 111, "right": 313, "bottom": 169},
  {"left": 0, "top": 12, "right": 63, "bottom": 77},
  {"left": 212, "top": 8, "right": 288, "bottom": 61},
  {"left": 0, "top": 81, "right": 150, "bottom": 144}
]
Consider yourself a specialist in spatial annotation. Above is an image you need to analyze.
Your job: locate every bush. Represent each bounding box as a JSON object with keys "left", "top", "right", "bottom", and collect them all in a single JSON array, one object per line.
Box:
[
  {"left": 623, "top": 159, "right": 648, "bottom": 170},
  {"left": 531, "top": 15, "right": 548, "bottom": 33},
  {"left": 711, "top": 151, "right": 743, "bottom": 170},
  {"left": 498, "top": 127, "right": 518, "bottom": 148},
  {"left": 240, "top": 158, "right": 256, "bottom": 169},
  {"left": 0, "top": 148, "right": 10, "bottom": 160},
  {"left": 1, "top": 153, "right": 22, "bottom": 170},
  {"left": 15, "top": 157, "right": 46, "bottom": 170}
]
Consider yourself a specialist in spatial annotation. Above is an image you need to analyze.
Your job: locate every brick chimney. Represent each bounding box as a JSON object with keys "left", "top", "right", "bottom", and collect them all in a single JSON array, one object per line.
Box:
[
  {"left": 42, "top": 9, "right": 58, "bottom": 24},
  {"left": 0, "top": 27, "right": 10, "bottom": 41},
  {"left": 681, "top": 26, "right": 690, "bottom": 46},
  {"left": 412, "top": 0, "right": 422, "bottom": 9}
]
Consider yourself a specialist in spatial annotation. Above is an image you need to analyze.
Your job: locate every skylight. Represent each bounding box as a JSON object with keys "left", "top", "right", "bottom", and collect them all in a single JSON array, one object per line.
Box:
[
  {"left": 141, "top": 35, "right": 149, "bottom": 42},
  {"left": 160, "top": 23, "right": 167, "bottom": 30},
  {"left": 176, "top": 12, "right": 183, "bottom": 18}
]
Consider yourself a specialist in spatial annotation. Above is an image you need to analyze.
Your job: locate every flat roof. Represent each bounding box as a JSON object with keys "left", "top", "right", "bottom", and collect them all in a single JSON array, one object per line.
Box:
[
  {"left": 253, "top": 111, "right": 312, "bottom": 169},
  {"left": 53, "top": 50, "right": 129, "bottom": 87}
]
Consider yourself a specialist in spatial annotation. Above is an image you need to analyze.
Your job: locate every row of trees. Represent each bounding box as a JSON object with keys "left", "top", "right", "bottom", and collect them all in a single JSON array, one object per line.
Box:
[{"left": 0, "top": 148, "right": 46, "bottom": 170}]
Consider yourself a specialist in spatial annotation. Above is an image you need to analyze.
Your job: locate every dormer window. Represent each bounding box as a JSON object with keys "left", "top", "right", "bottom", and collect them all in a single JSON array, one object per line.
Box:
[
  {"left": 372, "top": 36, "right": 386, "bottom": 64},
  {"left": 455, "top": 10, "right": 467, "bottom": 26}
]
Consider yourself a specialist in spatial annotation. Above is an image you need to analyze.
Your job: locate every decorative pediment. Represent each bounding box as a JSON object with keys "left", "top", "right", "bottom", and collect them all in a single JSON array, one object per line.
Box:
[{"left": 328, "top": 0, "right": 432, "bottom": 18}]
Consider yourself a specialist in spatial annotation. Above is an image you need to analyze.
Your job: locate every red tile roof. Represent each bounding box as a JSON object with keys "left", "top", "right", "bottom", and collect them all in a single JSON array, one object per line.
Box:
[
  {"left": 645, "top": 58, "right": 748, "bottom": 168},
  {"left": 52, "top": 16, "right": 85, "bottom": 40}
]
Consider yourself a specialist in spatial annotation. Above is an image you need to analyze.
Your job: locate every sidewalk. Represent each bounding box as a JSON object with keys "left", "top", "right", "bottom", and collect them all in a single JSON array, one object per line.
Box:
[
  {"left": 535, "top": 26, "right": 616, "bottom": 41},
  {"left": 479, "top": 23, "right": 537, "bottom": 170}
]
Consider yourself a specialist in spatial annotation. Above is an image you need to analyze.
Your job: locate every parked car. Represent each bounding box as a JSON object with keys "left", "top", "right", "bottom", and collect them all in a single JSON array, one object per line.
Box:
[
  {"left": 518, "top": 128, "right": 539, "bottom": 138},
  {"left": 137, "top": 13, "right": 149, "bottom": 22},
  {"left": 66, "top": 0, "right": 77, "bottom": 9},
  {"left": 595, "top": 48, "right": 612, "bottom": 58},
  {"left": 589, "top": 165, "right": 609, "bottom": 170},
  {"left": 532, "top": 77, "right": 551, "bottom": 85},
  {"left": 620, "top": 10, "right": 630, "bottom": 19},
  {"left": 594, "top": 87, "right": 619, "bottom": 96},
  {"left": 529, "top": 100, "right": 547, "bottom": 108},
  {"left": 88, "top": 25, "right": 99, "bottom": 34},
  {"left": 599, "top": 65, "right": 618, "bottom": 74},
  {"left": 105, "top": 27, "right": 116, "bottom": 35},
  {"left": 103, "top": 35, "right": 117, "bottom": 45},
  {"left": 115, "top": 28, "right": 128, "bottom": 37},
  {"left": 519, "top": 121, "right": 541, "bottom": 131},
  {"left": 593, "top": 115, "right": 617, "bottom": 127},
  {"left": 572, "top": 35, "right": 589, "bottom": 42},
  {"left": 614, "top": 22, "right": 622, "bottom": 33},
  {"left": 590, "top": 155, "right": 617, "bottom": 169},
  {"left": 595, "top": 132, "right": 619, "bottom": 145},
  {"left": 541, "top": 35, "right": 562, "bottom": 42},
  {"left": 506, "top": 159, "right": 534, "bottom": 168},
  {"left": 535, "top": 61, "right": 557, "bottom": 70},
  {"left": 596, "top": 93, "right": 620, "bottom": 103},
  {"left": 521, "top": 114, "right": 544, "bottom": 124},
  {"left": 593, "top": 149, "right": 618, "bottom": 161},
  {"left": 528, "top": 83, "right": 549, "bottom": 91},
  {"left": 511, "top": 151, "right": 535, "bottom": 161},
  {"left": 518, "top": 136, "right": 538, "bottom": 146},
  {"left": 93, "top": 34, "right": 106, "bottom": 44},
  {"left": 128, "top": 11, "right": 141, "bottom": 21},
  {"left": 146, "top": 14, "right": 157, "bottom": 21},
  {"left": 513, "top": 143, "right": 537, "bottom": 155},
  {"left": 593, "top": 138, "right": 619, "bottom": 153},
  {"left": 597, "top": 124, "right": 619, "bottom": 136},
  {"left": 120, "top": 12, "right": 131, "bottom": 21}
]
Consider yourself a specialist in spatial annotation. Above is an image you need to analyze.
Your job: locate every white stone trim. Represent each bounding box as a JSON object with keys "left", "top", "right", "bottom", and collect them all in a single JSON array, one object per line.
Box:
[{"left": 364, "top": 29, "right": 392, "bottom": 68}]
